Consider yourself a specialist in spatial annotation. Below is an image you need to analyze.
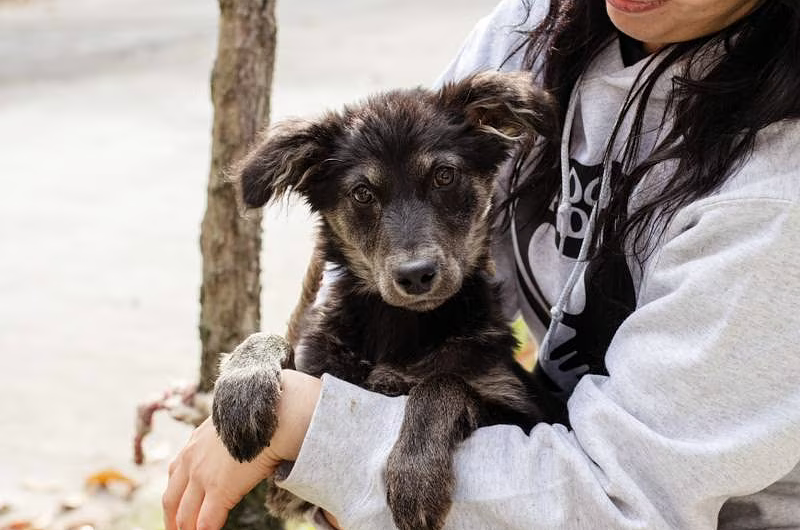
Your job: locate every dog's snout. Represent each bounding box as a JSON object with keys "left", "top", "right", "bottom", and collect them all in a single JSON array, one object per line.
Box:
[{"left": 392, "top": 259, "right": 438, "bottom": 295}]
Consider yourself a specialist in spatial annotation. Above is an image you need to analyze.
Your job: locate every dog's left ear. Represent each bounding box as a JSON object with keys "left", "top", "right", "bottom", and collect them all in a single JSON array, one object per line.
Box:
[{"left": 438, "top": 71, "right": 558, "bottom": 141}]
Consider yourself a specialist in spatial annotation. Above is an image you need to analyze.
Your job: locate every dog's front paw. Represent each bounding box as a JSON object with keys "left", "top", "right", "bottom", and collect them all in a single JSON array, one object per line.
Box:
[
  {"left": 386, "top": 442, "right": 453, "bottom": 530},
  {"left": 211, "top": 333, "right": 291, "bottom": 462}
]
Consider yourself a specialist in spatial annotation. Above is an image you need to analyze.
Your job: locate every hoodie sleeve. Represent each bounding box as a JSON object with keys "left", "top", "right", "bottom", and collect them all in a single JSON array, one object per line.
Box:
[{"left": 277, "top": 197, "right": 800, "bottom": 530}]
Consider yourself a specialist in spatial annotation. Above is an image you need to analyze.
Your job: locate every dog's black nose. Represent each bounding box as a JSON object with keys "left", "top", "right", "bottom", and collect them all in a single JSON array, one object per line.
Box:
[{"left": 392, "top": 260, "right": 438, "bottom": 295}]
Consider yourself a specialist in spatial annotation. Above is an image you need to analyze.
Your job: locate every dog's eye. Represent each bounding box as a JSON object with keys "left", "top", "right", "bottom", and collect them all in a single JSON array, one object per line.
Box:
[
  {"left": 351, "top": 185, "right": 375, "bottom": 204},
  {"left": 433, "top": 166, "right": 456, "bottom": 188}
]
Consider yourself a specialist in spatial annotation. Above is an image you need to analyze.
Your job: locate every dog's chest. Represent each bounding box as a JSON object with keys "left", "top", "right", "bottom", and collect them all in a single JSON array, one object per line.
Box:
[
  {"left": 345, "top": 301, "right": 443, "bottom": 366},
  {"left": 295, "top": 275, "right": 510, "bottom": 391},
  {"left": 333, "top": 287, "right": 493, "bottom": 373}
]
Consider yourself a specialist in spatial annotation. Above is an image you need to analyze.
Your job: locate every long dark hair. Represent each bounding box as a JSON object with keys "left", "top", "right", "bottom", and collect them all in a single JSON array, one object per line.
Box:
[{"left": 506, "top": 0, "right": 800, "bottom": 261}]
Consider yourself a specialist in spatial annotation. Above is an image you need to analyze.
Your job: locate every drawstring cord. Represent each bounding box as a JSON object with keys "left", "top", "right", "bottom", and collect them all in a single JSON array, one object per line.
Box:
[
  {"left": 539, "top": 74, "right": 623, "bottom": 357},
  {"left": 556, "top": 79, "right": 579, "bottom": 257}
]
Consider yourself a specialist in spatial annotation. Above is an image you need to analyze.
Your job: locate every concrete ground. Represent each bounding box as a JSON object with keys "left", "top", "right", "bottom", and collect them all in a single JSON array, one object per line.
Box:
[{"left": 0, "top": 0, "right": 496, "bottom": 526}]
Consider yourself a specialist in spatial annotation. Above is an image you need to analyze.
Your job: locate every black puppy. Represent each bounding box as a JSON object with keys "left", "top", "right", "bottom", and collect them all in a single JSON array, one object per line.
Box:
[{"left": 212, "top": 71, "right": 567, "bottom": 530}]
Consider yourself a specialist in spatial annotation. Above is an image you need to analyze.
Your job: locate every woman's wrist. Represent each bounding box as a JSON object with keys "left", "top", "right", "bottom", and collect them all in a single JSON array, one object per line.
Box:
[{"left": 267, "top": 369, "right": 322, "bottom": 463}]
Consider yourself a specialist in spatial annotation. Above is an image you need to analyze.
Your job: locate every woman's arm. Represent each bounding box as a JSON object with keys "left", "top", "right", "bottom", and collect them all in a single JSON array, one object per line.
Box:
[
  {"left": 163, "top": 194, "right": 800, "bottom": 530},
  {"left": 276, "top": 199, "right": 800, "bottom": 529}
]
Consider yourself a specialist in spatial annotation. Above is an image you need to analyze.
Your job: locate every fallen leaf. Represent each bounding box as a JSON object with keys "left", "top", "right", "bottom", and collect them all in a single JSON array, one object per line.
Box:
[
  {"left": 1, "top": 520, "right": 34, "bottom": 530},
  {"left": 84, "top": 469, "right": 137, "bottom": 499},
  {"left": 84, "top": 470, "right": 135, "bottom": 489}
]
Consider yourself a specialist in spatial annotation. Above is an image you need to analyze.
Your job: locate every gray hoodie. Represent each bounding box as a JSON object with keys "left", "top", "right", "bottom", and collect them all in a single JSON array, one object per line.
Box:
[{"left": 278, "top": 1, "right": 800, "bottom": 528}]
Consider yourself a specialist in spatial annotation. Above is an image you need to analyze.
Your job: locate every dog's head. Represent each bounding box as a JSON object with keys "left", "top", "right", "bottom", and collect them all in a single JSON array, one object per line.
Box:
[{"left": 238, "top": 71, "right": 556, "bottom": 311}]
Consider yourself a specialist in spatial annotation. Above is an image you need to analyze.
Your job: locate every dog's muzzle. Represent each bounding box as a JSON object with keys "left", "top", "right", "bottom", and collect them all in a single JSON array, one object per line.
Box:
[{"left": 379, "top": 250, "right": 461, "bottom": 311}]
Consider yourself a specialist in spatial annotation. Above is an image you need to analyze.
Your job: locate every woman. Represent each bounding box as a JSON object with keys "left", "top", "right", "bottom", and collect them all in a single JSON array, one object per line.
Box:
[{"left": 163, "top": 0, "right": 800, "bottom": 528}]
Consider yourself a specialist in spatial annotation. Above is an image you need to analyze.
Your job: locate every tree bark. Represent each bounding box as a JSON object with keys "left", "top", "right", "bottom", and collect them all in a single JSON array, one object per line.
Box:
[{"left": 199, "top": 1, "right": 282, "bottom": 529}]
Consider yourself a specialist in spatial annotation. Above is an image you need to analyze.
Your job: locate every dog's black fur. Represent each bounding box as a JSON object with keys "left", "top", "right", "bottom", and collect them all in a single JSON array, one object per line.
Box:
[{"left": 212, "top": 71, "right": 568, "bottom": 530}]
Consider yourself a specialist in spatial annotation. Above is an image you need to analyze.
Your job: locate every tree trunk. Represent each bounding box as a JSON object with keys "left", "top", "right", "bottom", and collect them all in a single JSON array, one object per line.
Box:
[
  {"left": 199, "top": 0, "right": 274, "bottom": 392},
  {"left": 199, "top": 0, "right": 282, "bottom": 529}
]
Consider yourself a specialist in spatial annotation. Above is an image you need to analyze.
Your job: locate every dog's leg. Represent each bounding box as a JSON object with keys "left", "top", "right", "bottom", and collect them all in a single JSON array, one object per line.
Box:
[
  {"left": 211, "top": 333, "right": 291, "bottom": 462},
  {"left": 386, "top": 374, "right": 482, "bottom": 530},
  {"left": 262, "top": 477, "right": 314, "bottom": 521}
]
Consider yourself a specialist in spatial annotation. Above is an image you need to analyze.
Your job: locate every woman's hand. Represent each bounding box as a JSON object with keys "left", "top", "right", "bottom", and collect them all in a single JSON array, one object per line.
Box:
[
  {"left": 162, "top": 369, "right": 322, "bottom": 530},
  {"left": 162, "top": 417, "right": 273, "bottom": 530}
]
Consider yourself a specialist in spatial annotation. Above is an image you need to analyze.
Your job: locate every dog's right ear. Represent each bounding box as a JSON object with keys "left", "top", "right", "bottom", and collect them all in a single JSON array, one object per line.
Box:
[{"left": 237, "top": 118, "right": 337, "bottom": 208}]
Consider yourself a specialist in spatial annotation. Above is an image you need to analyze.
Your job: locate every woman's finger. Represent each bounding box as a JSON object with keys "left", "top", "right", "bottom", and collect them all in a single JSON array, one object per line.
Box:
[
  {"left": 196, "top": 496, "right": 231, "bottom": 530},
  {"left": 175, "top": 480, "right": 205, "bottom": 530},
  {"left": 163, "top": 461, "right": 189, "bottom": 530}
]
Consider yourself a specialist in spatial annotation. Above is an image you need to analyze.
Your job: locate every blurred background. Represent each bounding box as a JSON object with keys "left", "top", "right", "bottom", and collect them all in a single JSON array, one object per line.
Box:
[{"left": 0, "top": 0, "right": 496, "bottom": 528}]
